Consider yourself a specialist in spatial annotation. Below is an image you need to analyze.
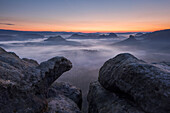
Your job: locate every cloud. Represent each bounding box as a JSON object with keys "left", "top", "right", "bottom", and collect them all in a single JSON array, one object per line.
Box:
[{"left": 0, "top": 23, "right": 15, "bottom": 26}]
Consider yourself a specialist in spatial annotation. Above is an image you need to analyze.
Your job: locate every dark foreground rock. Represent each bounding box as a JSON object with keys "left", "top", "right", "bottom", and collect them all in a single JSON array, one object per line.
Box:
[
  {"left": 46, "top": 82, "right": 82, "bottom": 113},
  {"left": 48, "top": 82, "right": 82, "bottom": 109},
  {"left": 88, "top": 53, "right": 170, "bottom": 113},
  {"left": 88, "top": 81, "right": 144, "bottom": 113},
  {"left": 0, "top": 47, "right": 82, "bottom": 113}
]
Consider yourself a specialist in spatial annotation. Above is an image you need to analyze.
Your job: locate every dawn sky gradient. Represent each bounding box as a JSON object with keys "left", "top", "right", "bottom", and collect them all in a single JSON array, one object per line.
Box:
[{"left": 0, "top": 0, "right": 170, "bottom": 32}]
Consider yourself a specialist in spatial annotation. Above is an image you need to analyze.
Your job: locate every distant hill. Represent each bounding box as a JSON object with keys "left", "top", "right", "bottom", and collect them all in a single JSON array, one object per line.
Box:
[
  {"left": 115, "top": 35, "right": 140, "bottom": 46},
  {"left": 68, "top": 33, "right": 118, "bottom": 39},
  {"left": 0, "top": 35, "right": 16, "bottom": 41},
  {"left": 0, "top": 29, "right": 74, "bottom": 35},
  {"left": 137, "top": 29, "right": 170, "bottom": 42},
  {"left": 113, "top": 29, "right": 170, "bottom": 51},
  {"left": 44, "top": 36, "right": 65, "bottom": 41},
  {"left": 0, "top": 33, "right": 44, "bottom": 41}
]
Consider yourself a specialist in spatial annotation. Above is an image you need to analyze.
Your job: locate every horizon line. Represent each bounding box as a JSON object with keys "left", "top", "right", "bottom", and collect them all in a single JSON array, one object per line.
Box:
[{"left": 0, "top": 28, "right": 169, "bottom": 33}]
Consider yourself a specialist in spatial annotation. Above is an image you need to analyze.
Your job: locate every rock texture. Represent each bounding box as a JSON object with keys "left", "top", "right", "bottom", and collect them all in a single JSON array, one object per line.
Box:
[
  {"left": 88, "top": 81, "right": 144, "bottom": 113},
  {"left": 46, "top": 82, "right": 82, "bottom": 113},
  {"left": 0, "top": 47, "right": 82, "bottom": 113},
  {"left": 88, "top": 53, "right": 170, "bottom": 113},
  {"left": 48, "top": 82, "right": 82, "bottom": 109}
]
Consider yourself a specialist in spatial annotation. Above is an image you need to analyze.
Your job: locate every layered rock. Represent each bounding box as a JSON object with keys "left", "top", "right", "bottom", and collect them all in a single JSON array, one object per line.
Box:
[
  {"left": 0, "top": 47, "right": 82, "bottom": 113},
  {"left": 88, "top": 53, "right": 170, "bottom": 113}
]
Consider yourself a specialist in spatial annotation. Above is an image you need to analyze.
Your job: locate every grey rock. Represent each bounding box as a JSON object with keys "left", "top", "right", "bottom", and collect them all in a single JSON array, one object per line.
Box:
[
  {"left": 99, "top": 53, "right": 170, "bottom": 113},
  {"left": 35, "top": 56, "right": 72, "bottom": 94},
  {"left": 0, "top": 47, "right": 81, "bottom": 113},
  {"left": 48, "top": 82, "right": 82, "bottom": 109},
  {"left": 46, "top": 81, "right": 82, "bottom": 113},
  {"left": 46, "top": 94, "right": 81, "bottom": 113},
  {"left": 87, "top": 81, "right": 144, "bottom": 113}
]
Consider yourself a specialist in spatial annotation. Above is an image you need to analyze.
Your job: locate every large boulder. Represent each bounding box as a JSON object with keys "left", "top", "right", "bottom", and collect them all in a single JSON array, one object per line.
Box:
[
  {"left": 0, "top": 47, "right": 82, "bottom": 113},
  {"left": 87, "top": 81, "right": 144, "bottom": 113},
  {"left": 98, "top": 53, "right": 170, "bottom": 113}
]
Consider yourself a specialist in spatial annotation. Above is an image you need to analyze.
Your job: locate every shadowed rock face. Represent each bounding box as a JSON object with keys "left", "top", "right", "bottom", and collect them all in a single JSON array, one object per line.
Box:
[
  {"left": 97, "top": 53, "right": 170, "bottom": 113},
  {"left": 47, "top": 82, "right": 82, "bottom": 113},
  {"left": 48, "top": 82, "right": 82, "bottom": 109},
  {"left": 0, "top": 47, "right": 82, "bottom": 113},
  {"left": 88, "top": 81, "right": 144, "bottom": 113}
]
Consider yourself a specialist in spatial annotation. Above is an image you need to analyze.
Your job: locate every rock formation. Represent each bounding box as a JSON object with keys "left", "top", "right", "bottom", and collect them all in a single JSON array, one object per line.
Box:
[
  {"left": 88, "top": 53, "right": 170, "bottom": 113},
  {"left": 0, "top": 47, "right": 82, "bottom": 113}
]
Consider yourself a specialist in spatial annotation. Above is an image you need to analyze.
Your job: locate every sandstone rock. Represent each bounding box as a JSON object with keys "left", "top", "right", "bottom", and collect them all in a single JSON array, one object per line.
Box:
[
  {"left": 46, "top": 82, "right": 82, "bottom": 113},
  {"left": 99, "top": 53, "right": 170, "bottom": 113},
  {"left": 88, "top": 81, "right": 144, "bottom": 113},
  {"left": 35, "top": 56, "right": 72, "bottom": 94},
  {"left": 0, "top": 47, "right": 81, "bottom": 113},
  {"left": 46, "top": 94, "right": 81, "bottom": 113},
  {"left": 48, "top": 82, "right": 82, "bottom": 109}
]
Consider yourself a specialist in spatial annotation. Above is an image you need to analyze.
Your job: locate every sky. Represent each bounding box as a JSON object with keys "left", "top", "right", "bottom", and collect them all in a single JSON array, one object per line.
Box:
[{"left": 0, "top": 0, "right": 170, "bottom": 32}]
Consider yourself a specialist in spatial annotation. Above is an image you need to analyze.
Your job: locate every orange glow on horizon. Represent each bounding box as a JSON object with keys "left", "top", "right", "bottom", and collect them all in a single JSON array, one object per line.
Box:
[
  {"left": 0, "top": 27, "right": 170, "bottom": 33},
  {"left": 0, "top": 20, "right": 170, "bottom": 33}
]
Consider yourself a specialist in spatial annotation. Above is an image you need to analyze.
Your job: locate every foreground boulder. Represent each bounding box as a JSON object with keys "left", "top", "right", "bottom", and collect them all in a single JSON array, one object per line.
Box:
[
  {"left": 88, "top": 53, "right": 170, "bottom": 113},
  {"left": 48, "top": 82, "right": 82, "bottom": 109},
  {"left": 88, "top": 81, "right": 144, "bottom": 113},
  {"left": 0, "top": 47, "right": 82, "bottom": 113},
  {"left": 46, "top": 82, "right": 82, "bottom": 113}
]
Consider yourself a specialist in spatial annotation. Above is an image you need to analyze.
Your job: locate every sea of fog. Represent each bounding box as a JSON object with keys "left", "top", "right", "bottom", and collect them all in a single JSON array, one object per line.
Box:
[{"left": 1, "top": 34, "right": 170, "bottom": 113}]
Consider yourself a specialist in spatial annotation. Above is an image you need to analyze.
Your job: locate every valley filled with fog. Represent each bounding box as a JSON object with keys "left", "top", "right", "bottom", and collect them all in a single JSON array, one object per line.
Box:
[{"left": 1, "top": 32, "right": 170, "bottom": 112}]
